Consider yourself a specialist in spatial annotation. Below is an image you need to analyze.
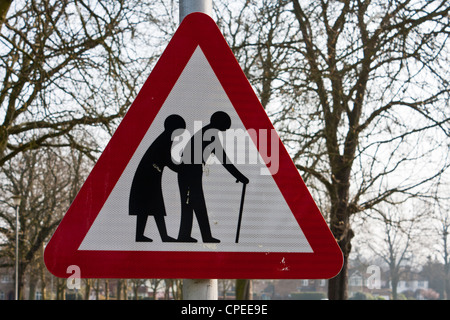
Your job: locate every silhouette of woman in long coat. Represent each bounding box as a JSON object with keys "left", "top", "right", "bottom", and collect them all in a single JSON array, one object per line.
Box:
[{"left": 129, "top": 114, "right": 186, "bottom": 242}]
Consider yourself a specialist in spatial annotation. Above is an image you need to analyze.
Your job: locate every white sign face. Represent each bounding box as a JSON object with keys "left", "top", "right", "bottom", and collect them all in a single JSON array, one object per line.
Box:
[{"left": 79, "top": 47, "right": 312, "bottom": 253}]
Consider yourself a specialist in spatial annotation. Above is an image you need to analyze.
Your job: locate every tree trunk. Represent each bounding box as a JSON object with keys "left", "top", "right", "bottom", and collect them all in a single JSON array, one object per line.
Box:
[
  {"left": 83, "top": 279, "right": 91, "bottom": 300},
  {"left": 123, "top": 280, "right": 128, "bottom": 300},
  {"left": 133, "top": 281, "right": 138, "bottom": 300},
  {"left": 104, "top": 279, "right": 109, "bottom": 300},
  {"left": 445, "top": 263, "right": 450, "bottom": 300},
  {"left": 0, "top": 0, "right": 12, "bottom": 30},
  {"left": 56, "top": 278, "right": 66, "bottom": 300},
  {"left": 28, "top": 271, "right": 37, "bottom": 300},
  {"left": 391, "top": 274, "right": 399, "bottom": 300},
  {"left": 116, "top": 279, "right": 123, "bottom": 300},
  {"left": 327, "top": 190, "right": 354, "bottom": 300},
  {"left": 444, "top": 240, "right": 449, "bottom": 300},
  {"left": 235, "top": 279, "right": 252, "bottom": 300},
  {"left": 95, "top": 279, "right": 100, "bottom": 300},
  {"left": 17, "top": 261, "right": 26, "bottom": 299},
  {"left": 328, "top": 224, "right": 353, "bottom": 300}
]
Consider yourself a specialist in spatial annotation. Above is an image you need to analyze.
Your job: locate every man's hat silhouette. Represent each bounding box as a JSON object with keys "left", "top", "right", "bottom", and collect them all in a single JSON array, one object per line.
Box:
[{"left": 210, "top": 111, "right": 231, "bottom": 131}]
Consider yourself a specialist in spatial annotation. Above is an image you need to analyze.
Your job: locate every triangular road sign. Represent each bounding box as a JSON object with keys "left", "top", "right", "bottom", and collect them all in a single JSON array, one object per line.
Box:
[{"left": 44, "top": 13, "right": 342, "bottom": 279}]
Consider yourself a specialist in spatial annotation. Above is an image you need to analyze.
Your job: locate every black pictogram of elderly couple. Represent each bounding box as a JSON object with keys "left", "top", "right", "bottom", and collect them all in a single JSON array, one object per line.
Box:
[{"left": 129, "top": 111, "right": 249, "bottom": 243}]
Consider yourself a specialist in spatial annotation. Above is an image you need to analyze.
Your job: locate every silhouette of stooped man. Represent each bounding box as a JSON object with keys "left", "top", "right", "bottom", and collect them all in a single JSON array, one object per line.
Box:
[
  {"left": 129, "top": 114, "right": 186, "bottom": 242},
  {"left": 177, "top": 111, "right": 249, "bottom": 243}
]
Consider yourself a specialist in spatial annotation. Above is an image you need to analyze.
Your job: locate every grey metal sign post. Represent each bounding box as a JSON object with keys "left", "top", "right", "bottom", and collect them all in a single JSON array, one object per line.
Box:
[{"left": 179, "top": 0, "right": 218, "bottom": 301}]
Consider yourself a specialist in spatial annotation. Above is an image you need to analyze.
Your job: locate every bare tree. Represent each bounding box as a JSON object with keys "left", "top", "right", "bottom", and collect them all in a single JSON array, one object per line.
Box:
[
  {"left": 216, "top": 1, "right": 295, "bottom": 110},
  {"left": 130, "top": 279, "right": 146, "bottom": 300},
  {"left": 0, "top": 0, "right": 183, "bottom": 300},
  {"left": 148, "top": 278, "right": 164, "bottom": 300},
  {"left": 0, "top": 0, "right": 161, "bottom": 166},
  {"left": 218, "top": 279, "right": 234, "bottom": 299},
  {"left": 0, "top": 146, "right": 90, "bottom": 298},
  {"left": 2, "top": 0, "right": 448, "bottom": 301},
  {"left": 359, "top": 201, "right": 426, "bottom": 299},
  {"left": 216, "top": 0, "right": 450, "bottom": 299},
  {"left": 215, "top": 0, "right": 299, "bottom": 300},
  {"left": 286, "top": 0, "right": 450, "bottom": 299},
  {"left": 431, "top": 198, "right": 450, "bottom": 299},
  {"left": 164, "top": 279, "right": 182, "bottom": 300}
]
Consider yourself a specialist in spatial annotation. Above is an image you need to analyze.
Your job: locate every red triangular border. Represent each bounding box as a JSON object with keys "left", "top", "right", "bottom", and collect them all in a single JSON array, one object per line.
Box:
[{"left": 44, "top": 13, "right": 342, "bottom": 279}]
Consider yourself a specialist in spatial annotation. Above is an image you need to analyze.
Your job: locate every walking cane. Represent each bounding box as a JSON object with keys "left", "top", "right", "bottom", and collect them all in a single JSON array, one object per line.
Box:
[{"left": 235, "top": 182, "right": 247, "bottom": 243}]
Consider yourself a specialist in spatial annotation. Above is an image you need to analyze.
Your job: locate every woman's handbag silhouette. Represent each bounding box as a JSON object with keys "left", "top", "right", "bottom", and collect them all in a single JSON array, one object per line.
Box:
[{"left": 129, "top": 111, "right": 249, "bottom": 243}]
